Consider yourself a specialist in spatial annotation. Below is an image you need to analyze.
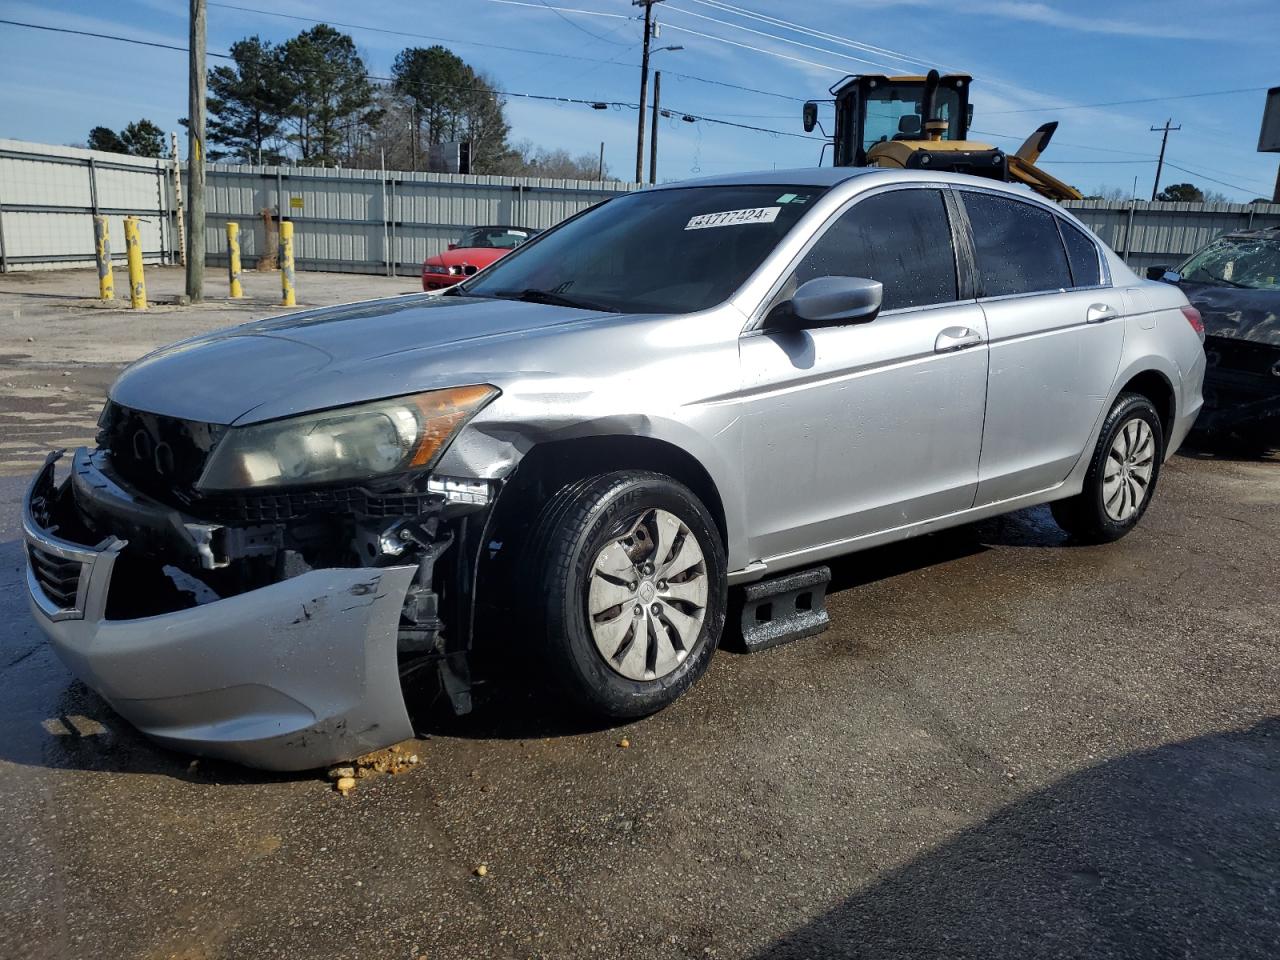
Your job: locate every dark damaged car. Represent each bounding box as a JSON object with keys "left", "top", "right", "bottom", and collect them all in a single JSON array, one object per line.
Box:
[
  {"left": 1148, "top": 225, "right": 1280, "bottom": 444},
  {"left": 23, "top": 168, "right": 1204, "bottom": 770}
]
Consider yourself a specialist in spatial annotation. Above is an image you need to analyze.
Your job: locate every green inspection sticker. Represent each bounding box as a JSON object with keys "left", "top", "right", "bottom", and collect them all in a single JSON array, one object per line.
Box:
[{"left": 776, "top": 193, "right": 797, "bottom": 204}]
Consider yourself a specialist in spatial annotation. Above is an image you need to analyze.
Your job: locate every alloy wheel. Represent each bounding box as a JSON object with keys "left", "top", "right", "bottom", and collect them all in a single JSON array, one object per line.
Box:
[{"left": 1103, "top": 417, "right": 1156, "bottom": 522}]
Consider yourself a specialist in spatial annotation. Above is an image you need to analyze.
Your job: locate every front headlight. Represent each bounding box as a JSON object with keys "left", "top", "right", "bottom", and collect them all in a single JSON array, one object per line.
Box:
[{"left": 196, "top": 385, "right": 498, "bottom": 491}]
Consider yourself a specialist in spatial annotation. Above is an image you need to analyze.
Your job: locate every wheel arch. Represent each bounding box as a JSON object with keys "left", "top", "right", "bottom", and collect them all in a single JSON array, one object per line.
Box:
[
  {"left": 1116, "top": 367, "right": 1176, "bottom": 445},
  {"left": 489, "top": 434, "right": 729, "bottom": 552}
]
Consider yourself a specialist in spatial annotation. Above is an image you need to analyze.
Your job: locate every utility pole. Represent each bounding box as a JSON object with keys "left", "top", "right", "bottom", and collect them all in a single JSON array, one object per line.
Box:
[
  {"left": 186, "top": 0, "right": 206, "bottom": 301},
  {"left": 598, "top": 141, "right": 605, "bottom": 181},
  {"left": 649, "top": 70, "right": 662, "bottom": 185},
  {"left": 634, "top": 0, "right": 662, "bottom": 183},
  {"left": 1149, "top": 118, "right": 1180, "bottom": 201}
]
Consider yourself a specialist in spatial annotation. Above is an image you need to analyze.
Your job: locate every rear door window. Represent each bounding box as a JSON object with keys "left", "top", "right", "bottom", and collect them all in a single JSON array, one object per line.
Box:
[
  {"left": 1058, "top": 219, "right": 1103, "bottom": 287},
  {"left": 794, "top": 188, "right": 958, "bottom": 311},
  {"left": 962, "top": 191, "right": 1072, "bottom": 297}
]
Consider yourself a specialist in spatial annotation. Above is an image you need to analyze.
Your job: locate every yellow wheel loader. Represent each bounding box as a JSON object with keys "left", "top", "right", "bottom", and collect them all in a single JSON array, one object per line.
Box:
[{"left": 803, "top": 70, "right": 1081, "bottom": 202}]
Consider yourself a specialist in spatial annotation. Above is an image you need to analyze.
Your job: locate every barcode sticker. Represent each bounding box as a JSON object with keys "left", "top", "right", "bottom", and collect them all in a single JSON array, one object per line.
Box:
[{"left": 685, "top": 206, "right": 782, "bottom": 230}]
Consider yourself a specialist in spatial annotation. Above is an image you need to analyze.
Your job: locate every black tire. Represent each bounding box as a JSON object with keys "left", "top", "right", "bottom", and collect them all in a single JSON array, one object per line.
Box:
[
  {"left": 1051, "top": 392, "right": 1164, "bottom": 544},
  {"left": 523, "top": 471, "right": 727, "bottom": 719}
]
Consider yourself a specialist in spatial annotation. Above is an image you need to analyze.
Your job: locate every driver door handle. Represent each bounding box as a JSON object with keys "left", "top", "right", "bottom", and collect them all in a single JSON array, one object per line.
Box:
[
  {"left": 1086, "top": 303, "right": 1119, "bottom": 324},
  {"left": 934, "top": 326, "right": 984, "bottom": 353}
]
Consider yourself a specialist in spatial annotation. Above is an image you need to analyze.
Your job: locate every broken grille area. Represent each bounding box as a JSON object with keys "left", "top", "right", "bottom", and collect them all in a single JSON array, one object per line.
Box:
[
  {"left": 28, "top": 543, "right": 84, "bottom": 613},
  {"left": 97, "top": 402, "right": 225, "bottom": 505}
]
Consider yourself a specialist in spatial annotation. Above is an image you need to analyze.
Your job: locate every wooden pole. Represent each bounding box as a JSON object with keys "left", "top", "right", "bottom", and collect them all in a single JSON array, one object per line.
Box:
[
  {"left": 171, "top": 131, "right": 186, "bottom": 267},
  {"left": 186, "top": 0, "right": 206, "bottom": 301}
]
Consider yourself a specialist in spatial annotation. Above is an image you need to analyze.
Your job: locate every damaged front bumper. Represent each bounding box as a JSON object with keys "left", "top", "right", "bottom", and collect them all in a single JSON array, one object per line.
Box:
[{"left": 21, "top": 451, "right": 443, "bottom": 771}]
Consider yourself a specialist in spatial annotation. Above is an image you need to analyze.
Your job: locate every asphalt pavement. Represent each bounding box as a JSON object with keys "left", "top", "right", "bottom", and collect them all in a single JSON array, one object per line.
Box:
[
  {"left": 2, "top": 447, "right": 1277, "bottom": 959},
  {"left": 1, "top": 269, "right": 1277, "bottom": 959}
]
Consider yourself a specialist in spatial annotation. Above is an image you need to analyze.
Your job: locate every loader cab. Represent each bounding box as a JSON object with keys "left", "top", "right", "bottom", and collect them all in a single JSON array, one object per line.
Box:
[{"left": 819, "top": 73, "right": 974, "bottom": 166}]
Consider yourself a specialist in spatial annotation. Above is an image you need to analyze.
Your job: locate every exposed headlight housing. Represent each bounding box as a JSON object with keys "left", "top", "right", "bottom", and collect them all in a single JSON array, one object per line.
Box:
[
  {"left": 424, "top": 262, "right": 451, "bottom": 275},
  {"left": 196, "top": 385, "right": 498, "bottom": 491}
]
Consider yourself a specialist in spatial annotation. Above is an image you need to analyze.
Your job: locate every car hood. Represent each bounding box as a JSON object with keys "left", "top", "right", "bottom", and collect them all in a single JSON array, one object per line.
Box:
[
  {"left": 1180, "top": 281, "right": 1280, "bottom": 347},
  {"left": 109, "top": 294, "right": 612, "bottom": 425}
]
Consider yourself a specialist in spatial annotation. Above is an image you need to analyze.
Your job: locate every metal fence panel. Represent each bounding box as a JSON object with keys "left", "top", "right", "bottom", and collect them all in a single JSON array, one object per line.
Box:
[{"left": 4, "top": 138, "right": 1278, "bottom": 279}]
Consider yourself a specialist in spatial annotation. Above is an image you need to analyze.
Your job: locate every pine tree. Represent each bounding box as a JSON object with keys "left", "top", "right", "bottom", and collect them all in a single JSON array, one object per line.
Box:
[
  {"left": 207, "top": 36, "right": 290, "bottom": 164},
  {"left": 280, "top": 25, "right": 375, "bottom": 165}
]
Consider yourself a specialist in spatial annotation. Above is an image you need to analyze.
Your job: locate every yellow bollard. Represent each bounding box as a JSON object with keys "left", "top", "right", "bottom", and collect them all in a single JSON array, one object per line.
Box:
[
  {"left": 279, "top": 220, "right": 296, "bottom": 307},
  {"left": 123, "top": 216, "right": 147, "bottom": 310},
  {"left": 226, "top": 221, "right": 244, "bottom": 298},
  {"left": 92, "top": 215, "right": 113, "bottom": 301}
]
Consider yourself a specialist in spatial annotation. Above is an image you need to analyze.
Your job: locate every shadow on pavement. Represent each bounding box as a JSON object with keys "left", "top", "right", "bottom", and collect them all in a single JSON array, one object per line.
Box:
[{"left": 754, "top": 718, "right": 1280, "bottom": 959}]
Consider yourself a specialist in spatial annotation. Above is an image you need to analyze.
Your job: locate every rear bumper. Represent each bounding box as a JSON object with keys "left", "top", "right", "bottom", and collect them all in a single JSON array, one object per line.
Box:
[{"left": 22, "top": 454, "right": 418, "bottom": 771}]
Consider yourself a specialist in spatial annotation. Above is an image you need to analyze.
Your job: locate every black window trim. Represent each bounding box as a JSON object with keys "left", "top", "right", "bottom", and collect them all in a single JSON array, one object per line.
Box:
[
  {"left": 954, "top": 185, "right": 1113, "bottom": 303},
  {"left": 1053, "top": 214, "right": 1111, "bottom": 291},
  {"left": 746, "top": 181, "right": 971, "bottom": 333}
]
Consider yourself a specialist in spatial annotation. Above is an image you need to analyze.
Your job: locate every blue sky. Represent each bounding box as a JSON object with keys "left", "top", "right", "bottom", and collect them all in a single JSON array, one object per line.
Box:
[{"left": 2, "top": 0, "right": 1277, "bottom": 199}]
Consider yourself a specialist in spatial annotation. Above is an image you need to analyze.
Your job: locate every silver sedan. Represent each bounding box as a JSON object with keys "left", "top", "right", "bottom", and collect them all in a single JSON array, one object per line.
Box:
[{"left": 23, "top": 168, "right": 1205, "bottom": 769}]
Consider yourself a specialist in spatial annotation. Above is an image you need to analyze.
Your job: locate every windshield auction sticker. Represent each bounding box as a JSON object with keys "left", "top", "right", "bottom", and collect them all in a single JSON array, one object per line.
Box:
[{"left": 685, "top": 206, "right": 782, "bottom": 230}]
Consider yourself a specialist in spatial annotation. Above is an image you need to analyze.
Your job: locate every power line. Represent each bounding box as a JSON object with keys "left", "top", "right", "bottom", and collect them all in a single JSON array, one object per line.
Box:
[
  {"left": 663, "top": 3, "right": 894, "bottom": 71},
  {"left": 0, "top": 17, "right": 822, "bottom": 147},
  {"left": 531, "top": 0, "right": 633, "bottom": 46},
  {"left": 662, "top": 22, "right": 847, "bottom": 75},
  {"left": 985, "top": 86, "right": 1272, "bottom": 115},
  {"left": 680, "top": 0, "right": 945, "bottom": 72},
  {"left": 1163, "top": 161, "right": 1272, "bottom": 196},
  {"left": 666, "top": 73, "right": 805, "bottom": 102},
  {"left": 970, "top": 128, "right": 1154, "bottom": 158},
  {"left": 470, "top": 0, "right": 628, "bottom": 20},
  {"left": 208, "top": 3, "right": 634, "bottom": 68},
  {"left": 0, "top": 17, "right": 227, "bottom": 58}
]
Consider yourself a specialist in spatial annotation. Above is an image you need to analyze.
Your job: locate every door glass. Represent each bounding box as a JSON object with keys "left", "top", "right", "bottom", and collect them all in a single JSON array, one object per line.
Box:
[
  {"left": 963, "top": 192, "right": 1072, "bottom": 297},
  {"left": 1058, "top": 220, "right": 1103, "bottom": 288},
  {"left": 794, "top": 189, "right": 957, "bottom": 311}
]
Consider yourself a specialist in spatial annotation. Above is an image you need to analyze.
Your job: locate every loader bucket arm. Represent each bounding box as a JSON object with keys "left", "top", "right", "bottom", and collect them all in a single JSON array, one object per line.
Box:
[
  {"left": 1014, "top": 121, "right": 1059, "bottom": 164},
  {"left": 1006, "top": 154, "right": 1083, "bottom": 202}
]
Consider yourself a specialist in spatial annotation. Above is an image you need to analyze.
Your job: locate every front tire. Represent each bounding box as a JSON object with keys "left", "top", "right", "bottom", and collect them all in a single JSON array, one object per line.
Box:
[
  {"left": 1051, "top": 392, "right": 1164, "bottom": 543},
  {"left": 524, "top": 471, "right": 727, "bottom": 719}
]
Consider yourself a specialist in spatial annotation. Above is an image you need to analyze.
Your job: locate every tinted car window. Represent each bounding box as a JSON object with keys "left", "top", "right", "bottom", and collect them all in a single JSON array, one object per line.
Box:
[
  {"left": 1059, "top": 219, "right": 1103, "bottom": 287},
  {"left": 963, "top": 192, "right": 1072, "bottom": 297},
  {"left": 461, "top": 185, "right": 825, "bottom": 314},
  {"left": 795, "top": 189, "right": 957, "bottom": 311}
]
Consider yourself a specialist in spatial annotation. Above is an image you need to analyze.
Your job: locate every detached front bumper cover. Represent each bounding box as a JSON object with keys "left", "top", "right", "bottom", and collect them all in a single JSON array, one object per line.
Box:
[{"left": 22, "top": 452, "right": 418, "bottom": 771}]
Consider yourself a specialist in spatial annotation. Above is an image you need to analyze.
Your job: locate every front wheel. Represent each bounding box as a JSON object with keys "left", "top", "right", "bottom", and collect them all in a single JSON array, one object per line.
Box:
[
  {"left": 524, "top": 471, "right": 727, "bottom": 719},
  {"left": 1051, "top": 392, "right": 1164, "bottom": 543}
]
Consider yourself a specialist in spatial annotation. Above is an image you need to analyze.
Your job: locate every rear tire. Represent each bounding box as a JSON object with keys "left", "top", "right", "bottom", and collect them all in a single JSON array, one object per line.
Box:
[
  {"left": 523, "top": 471, "right": 727, "bottom": 719},
  {"left": 1051, "top": 392, "right": 1164, "bottom": 544}
]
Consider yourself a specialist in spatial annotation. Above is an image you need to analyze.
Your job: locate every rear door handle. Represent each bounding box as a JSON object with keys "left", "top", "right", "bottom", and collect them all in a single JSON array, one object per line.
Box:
[
  {"left": 934, "top": 326, "right": 984, "bottom": 353},
  {"left": 1086, "top": 303, "right": 1119, "bottom": 323}
]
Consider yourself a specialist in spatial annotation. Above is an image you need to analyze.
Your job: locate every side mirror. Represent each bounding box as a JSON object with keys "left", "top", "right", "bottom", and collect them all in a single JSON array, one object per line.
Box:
[
  {"left": 447, "top": 241, "right": 459, "bottom": 251},
  {"left": 1145, "top": 265, "right": 1179, "bottom": 283},
  {"left": 784, "top": 276, "right": 883, "bottom": 328},
  {"left": 802, "top": 101, "right": 818, "bottom": 133}
]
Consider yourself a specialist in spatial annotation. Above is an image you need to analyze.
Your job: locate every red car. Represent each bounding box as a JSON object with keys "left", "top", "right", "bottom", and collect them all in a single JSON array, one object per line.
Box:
[{"left": 422, "top": 225, "right": 541, "bottom": 291}]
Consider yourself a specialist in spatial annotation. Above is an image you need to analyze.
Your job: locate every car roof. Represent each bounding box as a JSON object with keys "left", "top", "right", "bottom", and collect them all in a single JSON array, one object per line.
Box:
[
  {"left": 466, "top": 224, "right": 540, "bottom": 232},
  {"left": 648, "top": 167, "right": 1065, "bottom": 200}
]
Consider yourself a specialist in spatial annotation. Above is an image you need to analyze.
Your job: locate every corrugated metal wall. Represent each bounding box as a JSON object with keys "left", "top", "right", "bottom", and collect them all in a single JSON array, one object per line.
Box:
[
  {"left": 198, "top": 165, "right": 637, "bottom": 275},
  {"left": 0, "top": 139, "right": 636, "bottom": 275},
  {"left": 3, "top": 138, "right": 1278, "bottom": 278},
  {"left": 1062, "top": 199, "right": 1280, "bottom": 275},
  {"left": 0, "top": 139, "right": 171, "bottom": 271}
]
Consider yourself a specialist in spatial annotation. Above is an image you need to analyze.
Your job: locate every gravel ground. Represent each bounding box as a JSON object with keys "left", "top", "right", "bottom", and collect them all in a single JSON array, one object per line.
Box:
[{"left": 0, "top": 268, "right": 1277, "bottom": 959}]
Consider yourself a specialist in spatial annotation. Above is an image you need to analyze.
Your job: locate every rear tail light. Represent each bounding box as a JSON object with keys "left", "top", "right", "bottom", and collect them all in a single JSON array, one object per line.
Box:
[{"left": 1181, "top": 305, "right": 1204, "bottom": 340}]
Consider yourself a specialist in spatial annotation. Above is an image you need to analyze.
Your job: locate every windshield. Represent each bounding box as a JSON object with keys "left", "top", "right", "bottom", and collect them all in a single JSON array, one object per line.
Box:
[
  {"left": 864, "top": 83, "right": 962, "bottom": 154},
  {"left": 458, "top": 185, "right": 825, "bottom": 314},
  {"left": 458, "top": 226, "right": 536, "bottom": 250},
  {"left": 1178, "top": 237, "right": 1280, "bottom": 290}
]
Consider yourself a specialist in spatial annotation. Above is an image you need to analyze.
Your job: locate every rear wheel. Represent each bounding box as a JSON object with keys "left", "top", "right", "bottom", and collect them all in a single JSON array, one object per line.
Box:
[
  {"left": 1051, "top": 392, "right": 1164, "bottom": 543},
  {"left": 524, "top": 471, "right": 726, "bottom": 718}
]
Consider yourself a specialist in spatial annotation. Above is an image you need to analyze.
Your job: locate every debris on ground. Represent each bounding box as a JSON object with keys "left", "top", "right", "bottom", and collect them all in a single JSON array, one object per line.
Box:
[
  {"left": 327, "top": 743, "right": 422, "bottom": 794},
  {"left": 618, "top": 738, "right": 631, "bottom": 749},
  {"left": 474, "top": 864, "right": 488, "bottom": 877}
]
